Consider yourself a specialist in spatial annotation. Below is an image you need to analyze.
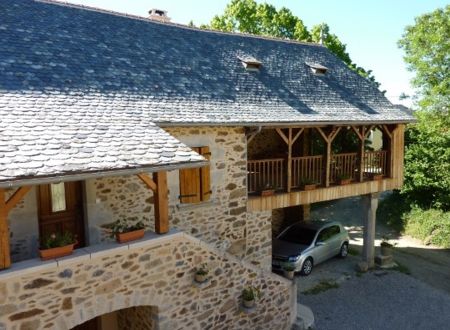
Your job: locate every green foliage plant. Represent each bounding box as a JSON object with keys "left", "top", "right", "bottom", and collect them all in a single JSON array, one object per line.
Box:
[{"left": 41, "top": 231, "right": 75, "bottom": 249}]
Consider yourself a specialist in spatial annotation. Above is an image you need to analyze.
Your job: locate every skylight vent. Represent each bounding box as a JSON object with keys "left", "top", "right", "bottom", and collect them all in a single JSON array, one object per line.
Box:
[
  {"left": 306, "top": 62, "right": 328, "bottom": 75},
  {"left": 238, "top": 56, "right": 262, "bottom": 72}
]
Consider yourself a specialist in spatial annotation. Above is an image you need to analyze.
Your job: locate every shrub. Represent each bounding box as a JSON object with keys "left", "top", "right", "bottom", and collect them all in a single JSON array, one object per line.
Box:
[{"left": 403, "top": 207, "right": 450, "bottom": 248}]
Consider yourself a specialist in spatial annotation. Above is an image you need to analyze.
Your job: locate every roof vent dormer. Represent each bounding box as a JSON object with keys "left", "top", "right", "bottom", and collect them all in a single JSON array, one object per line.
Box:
[
  {"left": 148, "top": 9, "right": 171, "bottom": 22},
  {"left": 306, "top": 62, "right": 328, "bottom": 75},
  {"left": 238, "top": 56, "right": 262, "bottom": 72}
]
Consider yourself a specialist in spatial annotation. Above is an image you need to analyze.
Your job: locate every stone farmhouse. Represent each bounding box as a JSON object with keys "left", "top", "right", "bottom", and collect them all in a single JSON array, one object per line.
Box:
[{"left": 0, "top": 1, "right": 414, "bottom": 329}]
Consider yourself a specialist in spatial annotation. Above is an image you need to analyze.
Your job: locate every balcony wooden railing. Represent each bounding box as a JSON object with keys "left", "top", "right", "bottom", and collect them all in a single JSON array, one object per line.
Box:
[
  {"left": 363, "top": 150, "right": 388, "bottom": 177},
  {"left": 248, "top": 158, "right": 285, "bottom": 194},
  {"left": 291, "top": 155, "right": 323, "bottom": 188},
  {"left": 248, "top": 150, "right": 389, "bottom": 194},
  {"left": 330, "top": 153, "right": 357, "bottom": 184}
]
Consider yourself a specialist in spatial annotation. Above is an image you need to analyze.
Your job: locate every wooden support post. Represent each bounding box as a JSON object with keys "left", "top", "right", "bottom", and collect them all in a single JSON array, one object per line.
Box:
[
  {"left": 153, "top": 171, "right": 169, "bottom": 234},
  {"left": 316, "top": 127, "right": 341, "bottom": 187},
  {"left": 0, "top": 186, "right": 32, "bottom": 270},
  {"left": 287, "top": 128, "right": 293, "bottom": 192},
  {"left": 382, "top": 124, "right": 397, "bottom": 178},
  {"left": 362, "top": 192, "right": 379, "bottom": 269},
  {"left": 357, "top": 126, "right": 366, "bottom": 182}
]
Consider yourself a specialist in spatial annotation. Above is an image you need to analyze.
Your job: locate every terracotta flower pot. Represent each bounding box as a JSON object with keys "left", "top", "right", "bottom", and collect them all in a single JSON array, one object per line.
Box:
[
  {"left": 194, "top": 273, "right": 208, "bottom": 283},
  {"left": 39, "top": 241, "right": 77, "bottom": 261},
  {"left": 260, "top": 189, "right": 275, "bottom": 197},
  {"left": 283, "top": 270, "right": 295, "bottom": 280},
  {"left": 243, "top": 299, "right": 255, "bottom": 309},
  {"left": 116, "top": 229, "right": 145, "bottom": 243},
  {"left": 302, "top": 184, "right": 317, "bottom": 191}
]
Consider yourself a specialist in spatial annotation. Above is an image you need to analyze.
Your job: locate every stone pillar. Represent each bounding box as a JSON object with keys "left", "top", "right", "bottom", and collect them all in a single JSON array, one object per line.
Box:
[
  {"left": 362, "top": 193, "right": 379, "bottom": 268},
  {"left": 302, "top": 204, "right": 311, "bottom": 222}
]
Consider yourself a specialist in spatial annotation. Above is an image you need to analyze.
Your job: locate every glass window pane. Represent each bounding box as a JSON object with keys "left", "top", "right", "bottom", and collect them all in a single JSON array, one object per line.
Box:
[{"left": 51, "top": 182, "right": 66, "bottom": 212}]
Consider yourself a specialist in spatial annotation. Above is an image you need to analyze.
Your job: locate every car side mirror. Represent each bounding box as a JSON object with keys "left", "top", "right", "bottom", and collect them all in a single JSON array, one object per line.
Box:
[{"left": 316, "top": 241, "right": 325, "bottom": 246}]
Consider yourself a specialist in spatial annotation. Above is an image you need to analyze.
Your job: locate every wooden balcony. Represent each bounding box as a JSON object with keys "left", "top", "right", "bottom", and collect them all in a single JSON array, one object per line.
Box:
[{"left": 248, "top": 150, "right": 389, "bottom": 194}]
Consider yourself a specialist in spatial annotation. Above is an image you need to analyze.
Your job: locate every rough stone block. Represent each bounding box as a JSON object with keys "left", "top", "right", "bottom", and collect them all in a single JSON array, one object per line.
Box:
[{"left": 357, "top": 261, "right": 369, "bottom": 273}]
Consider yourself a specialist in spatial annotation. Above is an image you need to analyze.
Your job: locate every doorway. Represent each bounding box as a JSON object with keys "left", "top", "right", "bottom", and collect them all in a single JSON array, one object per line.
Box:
[{"left": 38, "top": 181, "right": 86, "bottom": 247}]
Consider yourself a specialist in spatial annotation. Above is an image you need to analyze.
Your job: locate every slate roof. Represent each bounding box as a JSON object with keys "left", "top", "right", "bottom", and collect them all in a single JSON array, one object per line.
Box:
[
  {"left": 0, "top": 110, "right": 206, "bottom": 186},
  {"left": 1, "top": 0, "right": 415, "bottom": 127},
  {"left": 0, "top": 0, "right": 414, "bottom": 185}
]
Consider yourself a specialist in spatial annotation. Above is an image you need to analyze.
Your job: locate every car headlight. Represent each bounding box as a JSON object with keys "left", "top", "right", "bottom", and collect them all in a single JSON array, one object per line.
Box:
[{"left": 288, "top": 255, "right": 300, "bottom": 262}]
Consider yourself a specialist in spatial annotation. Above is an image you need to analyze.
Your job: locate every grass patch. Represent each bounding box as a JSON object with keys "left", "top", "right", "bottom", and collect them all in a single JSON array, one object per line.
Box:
[
  {"left": 348, "top": 247, "right": 359, "bottom": 256},
  {"left": 302, "top": 280, "right": 339, "bottom": 295},
  {"left": 392, "top": 262, "right": 411, "bottom": 275}
]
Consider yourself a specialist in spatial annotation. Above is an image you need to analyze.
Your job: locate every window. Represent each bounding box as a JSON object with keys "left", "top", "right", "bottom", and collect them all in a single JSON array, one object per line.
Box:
[
  {"left": 317, "top": 225, "right": 340, "bottom": 242},
  {"left": 305, "top": 62, "right": 328, "bottom": 75},
  {"left": 50, "top": 182, "right": 66, "bottom": 212},
  {"left": 179, "top": 146, "right": 211, "bottom": 203},
  {"left": 238, "top": 55, "right": 262, "bottom": 72},
  {"left": 280, "top": 225, "right": 317, "bottom": 245}
]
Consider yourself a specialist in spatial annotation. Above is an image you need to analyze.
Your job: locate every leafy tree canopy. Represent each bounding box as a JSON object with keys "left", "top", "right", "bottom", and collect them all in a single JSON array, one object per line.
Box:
[
  {"left": 200, "top": 0, "right": 381, "bottom": 89},
  {"left": 398, "top": 5, "right": 450, "bottom": 108}
]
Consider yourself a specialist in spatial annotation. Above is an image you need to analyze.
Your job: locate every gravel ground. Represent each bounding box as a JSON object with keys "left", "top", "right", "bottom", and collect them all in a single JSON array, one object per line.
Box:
[{"left": 300, "top": 271, "right": 450, "bottom": 330}]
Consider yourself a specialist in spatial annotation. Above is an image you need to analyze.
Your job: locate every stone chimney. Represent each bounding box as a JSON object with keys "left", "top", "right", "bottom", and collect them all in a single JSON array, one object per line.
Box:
[{"left": 148, "top": 9, "right": 170, "bottom": 22}]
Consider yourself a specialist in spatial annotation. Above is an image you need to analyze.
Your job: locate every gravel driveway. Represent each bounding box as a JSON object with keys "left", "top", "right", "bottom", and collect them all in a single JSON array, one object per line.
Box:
[{"left": 300, "top": 271, "right": 450, "bottom": 330}]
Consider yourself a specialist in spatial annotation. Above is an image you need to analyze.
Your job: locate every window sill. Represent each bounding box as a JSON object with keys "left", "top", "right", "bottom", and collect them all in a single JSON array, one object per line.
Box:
[{"left": 176, "top": 199, "right": 219, "bottom": 211}]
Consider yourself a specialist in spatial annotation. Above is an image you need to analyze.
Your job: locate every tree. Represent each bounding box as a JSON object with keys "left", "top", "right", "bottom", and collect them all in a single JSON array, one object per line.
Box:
[
  {"left": 398, "top": 5, "right": 450, "bottom": 108},
  {"left": 403, "top": 108, "right": 450, "bottom": 210},
  {"left": 205, "top": 0, "right": 381, "bottom": 89}
]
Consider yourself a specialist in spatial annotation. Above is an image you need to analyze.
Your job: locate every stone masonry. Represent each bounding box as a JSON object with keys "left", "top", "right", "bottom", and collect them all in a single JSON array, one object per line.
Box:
[{"left": 0, "top": 232, "right": 293, "bottom": 330}]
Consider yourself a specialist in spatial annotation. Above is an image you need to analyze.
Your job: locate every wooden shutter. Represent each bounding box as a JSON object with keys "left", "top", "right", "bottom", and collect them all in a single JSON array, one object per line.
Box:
[
  {"left": 179, "top": 148, "right": 201, "bottom": 203},
  {"left": 199, "top": 146, "right": 211, "bottom": 202}
]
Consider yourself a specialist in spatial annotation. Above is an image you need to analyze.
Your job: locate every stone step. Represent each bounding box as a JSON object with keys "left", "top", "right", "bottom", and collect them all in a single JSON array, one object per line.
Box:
[{"left": 292, "top": 304, "right": 315, "bottom": 330}]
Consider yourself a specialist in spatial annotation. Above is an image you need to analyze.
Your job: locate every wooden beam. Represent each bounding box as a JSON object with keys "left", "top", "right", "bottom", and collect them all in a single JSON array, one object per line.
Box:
[
  {"left": 292, "top": 128, "right": 304, "bottom": 145},
  {"left": 276, "top": 128, "right": 289, "bottom": 145},
  {"left": 247, "top": 133, "right": 257, "bottom": 144},
  {"left": 153, "top": 171, "right": 169, "bottom": 234},
  {"left": 315, "top": 127, "right": 330, "bottom": 143},
  {"left": 0, "top": 189, "right": 10, "bottom": 269},
  {"left": 137, "top": 173, "right": 157, "bottom": 192},
  {"left": 316, "top": 127, "right": 342, "bottom": 187},
  {"left": 5, "top": 186, "right": 31, "bottom": 213},
  {"left": 365, "top": 125, "right": 375, "bottom": 138},
  {"left": 329, "top": 127, "right": 342, "bottom": 143},
  {"left": 351, "top": 126, "right": 364, "bottom": 141}
]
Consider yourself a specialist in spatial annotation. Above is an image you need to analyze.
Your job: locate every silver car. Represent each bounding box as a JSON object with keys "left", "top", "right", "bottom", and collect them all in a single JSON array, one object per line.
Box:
[{"left": 272, "top": 221, "right": 350, "bottom": 276}]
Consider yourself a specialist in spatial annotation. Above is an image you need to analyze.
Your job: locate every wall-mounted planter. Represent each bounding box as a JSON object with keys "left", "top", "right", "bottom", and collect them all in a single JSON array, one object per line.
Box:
[
  {"left": 243, "top": 299, "right": 255, "bottom": 309},
  {"left": 283, "top": 269, "right": 295, "bottom": 280},
  {"left": 194, "top": 273, "right": 208, "bottom": 284},
  {"left": 115, "top": 229, "right": 145, "bottom": 243},
  {"left": 39, "top": 241, "right": 77, "bottom": 261},
  {"left": 260, "top": 189, "right": 275, "bottom": 197}
]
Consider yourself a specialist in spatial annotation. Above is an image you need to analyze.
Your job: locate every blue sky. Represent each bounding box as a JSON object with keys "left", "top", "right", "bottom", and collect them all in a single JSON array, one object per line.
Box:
[{"left": 67, "top": 0, "right": 447, "bottom": 106}]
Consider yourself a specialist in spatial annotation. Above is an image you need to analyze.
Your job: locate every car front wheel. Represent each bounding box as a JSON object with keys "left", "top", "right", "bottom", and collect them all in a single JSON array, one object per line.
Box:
[
  {"left": 300, "top": 258, "right": 313, "bottom": 276},
  {"left": 339, "top": 243, "right": 349, "bottom": 258}
]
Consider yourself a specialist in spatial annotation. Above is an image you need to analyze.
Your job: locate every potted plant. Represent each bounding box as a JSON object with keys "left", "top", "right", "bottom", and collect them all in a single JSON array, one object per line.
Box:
[
  {"left": 242, "top": 286, "right": 261, "bottom": 309},
  {"left": 39, "top": 232, "right": 77, "bottom": 261},
  {"left": 194, "top": 263, "right": 209, "bottom": 283},
  {"left": 371, "top": 173, "right": 384, "bottom": 180},
  {"left": 282, "top": 263, "right": 296, "bottom": 280},
  {"left": 337, "top": 174, "right": 352, "bottom": 185},
  {"left": 111, "top": 220, "right": 145, "bottom": 243},
  {"left": 259, "top": 183, "right": 275, "bottom": 197},
  {"left": 380, "top": 237, "right": 394, "bottom": 256},
  {"left": 300, "top": 178, "right": 318, "bottom": 191}
]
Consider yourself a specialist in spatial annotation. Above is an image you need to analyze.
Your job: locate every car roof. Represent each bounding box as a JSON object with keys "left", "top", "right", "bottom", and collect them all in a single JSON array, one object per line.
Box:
[{"left": 289, "top": 220, "right": 341, "bottom": 231}]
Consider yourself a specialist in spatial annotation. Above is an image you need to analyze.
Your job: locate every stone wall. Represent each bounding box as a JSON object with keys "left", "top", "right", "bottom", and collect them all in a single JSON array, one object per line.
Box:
[
  {"left": 248, "top": 129, "right": 286, "bottom": 160},
  {"left": 0, "top": 232, "right": 293, "bottom": 330},
  {"left": 7, "top": 125, "right": 272, "bottom": 270}
]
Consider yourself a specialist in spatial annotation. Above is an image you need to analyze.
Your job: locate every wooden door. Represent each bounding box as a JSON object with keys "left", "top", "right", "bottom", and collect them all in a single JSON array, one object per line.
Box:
[{"left": 38, "top": 181, "right": 85, "bottom": 248}]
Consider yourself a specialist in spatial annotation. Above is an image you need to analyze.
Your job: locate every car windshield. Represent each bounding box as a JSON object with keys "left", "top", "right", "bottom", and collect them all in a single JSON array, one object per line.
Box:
[{"left": 279, "top": 226, "right": 317, "bottom": 245}]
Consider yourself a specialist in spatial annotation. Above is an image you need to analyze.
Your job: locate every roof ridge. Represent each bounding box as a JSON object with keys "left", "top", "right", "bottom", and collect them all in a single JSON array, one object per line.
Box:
[{"left": 37, "top": 0, "right": 324, "bottom": 48}]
